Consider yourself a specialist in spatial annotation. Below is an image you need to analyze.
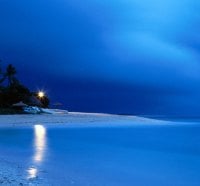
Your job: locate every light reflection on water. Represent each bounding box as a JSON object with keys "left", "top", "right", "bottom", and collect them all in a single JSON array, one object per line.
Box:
[
  {"left": 27, "top": 125, "right": 47, "bottom": 179},
  {"left": 34, "top": 125, "right": 46, "bottom": 162},
  {"left": 27, "top": 167, "right": 38, "bottom": 179}
]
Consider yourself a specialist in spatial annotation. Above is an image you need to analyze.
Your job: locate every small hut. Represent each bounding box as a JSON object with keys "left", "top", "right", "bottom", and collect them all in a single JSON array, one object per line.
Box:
[
  {"left": 53, "top": 102, "right": 63, "bottom": 109},
  {"left": 12, "top": 101, "right": 28, "bottom": 110},
  {"left": 12, "top": 101, "right": 28, "bottom": 107}
]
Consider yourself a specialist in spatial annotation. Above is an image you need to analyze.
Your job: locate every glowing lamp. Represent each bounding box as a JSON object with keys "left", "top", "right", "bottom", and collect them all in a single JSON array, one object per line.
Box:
[{"left": 38, "top": 91, "right": 45, "bottom": 98}]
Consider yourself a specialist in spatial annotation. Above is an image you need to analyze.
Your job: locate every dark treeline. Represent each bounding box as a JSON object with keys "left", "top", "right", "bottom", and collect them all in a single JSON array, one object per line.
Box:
[{"left": 0, "top": 60, "right": 49, "bottom": 109}]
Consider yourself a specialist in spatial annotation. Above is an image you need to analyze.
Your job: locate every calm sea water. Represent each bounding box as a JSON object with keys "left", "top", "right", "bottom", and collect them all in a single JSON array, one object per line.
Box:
[{"left": 0, "top": 121, "right": 200, "bottom": 186}]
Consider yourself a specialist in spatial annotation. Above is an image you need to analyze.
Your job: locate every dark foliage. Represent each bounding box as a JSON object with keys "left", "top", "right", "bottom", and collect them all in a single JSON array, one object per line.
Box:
[
  {"left": 38, "top": 95, "right": 50, "bottom": 108},
  {"left": 0, "top": 61, "right": 50, "bottom": 109}
]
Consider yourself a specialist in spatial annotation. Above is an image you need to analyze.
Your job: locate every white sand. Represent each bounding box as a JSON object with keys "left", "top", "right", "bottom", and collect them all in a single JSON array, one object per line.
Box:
[
  {"left": 0, "top": 157, "right": 40, "bottom": 186},
  {"left": 0, "top": 112, "right": 169, "bottom": 128}
]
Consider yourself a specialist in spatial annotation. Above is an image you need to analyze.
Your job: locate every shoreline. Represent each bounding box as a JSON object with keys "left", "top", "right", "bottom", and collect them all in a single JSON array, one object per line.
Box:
[{"left": 0, "top": 111, "right": 172, "bottom": 128}]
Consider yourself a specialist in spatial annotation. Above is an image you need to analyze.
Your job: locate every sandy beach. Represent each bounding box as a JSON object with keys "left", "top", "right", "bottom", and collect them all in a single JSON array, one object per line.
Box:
[{"left": 0, "top": 112, "right": 168, "bottom": 127}]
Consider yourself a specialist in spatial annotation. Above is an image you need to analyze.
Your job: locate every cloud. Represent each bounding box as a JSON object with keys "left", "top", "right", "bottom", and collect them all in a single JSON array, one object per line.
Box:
[
  {"left": 104, "top": 31, "right": 200, "bottom": 83},
  {"left": 1, "top": 0, "right": 200, "bottom": 114}
]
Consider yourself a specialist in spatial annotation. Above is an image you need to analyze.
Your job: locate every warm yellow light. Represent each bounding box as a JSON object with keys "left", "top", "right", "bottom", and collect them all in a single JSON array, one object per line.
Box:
[{"left": 38, "top": 91, "right": 45, "bottom": 98}]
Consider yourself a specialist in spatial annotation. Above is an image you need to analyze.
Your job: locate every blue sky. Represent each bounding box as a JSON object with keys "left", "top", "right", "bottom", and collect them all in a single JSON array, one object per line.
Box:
[{"left": 0, "top": 0, "right": 200, "bottom": 115}]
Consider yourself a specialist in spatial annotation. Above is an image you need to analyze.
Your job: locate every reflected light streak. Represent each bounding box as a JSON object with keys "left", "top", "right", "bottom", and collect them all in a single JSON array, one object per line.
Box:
[
  {"left": 27, "top": 167, "right": 38, "bottom": 179},
  {"left": 27, "top": 125, "right": 47, "bottom": 179},
  {"left": 34, "top": 125, "right": 46, "bottom": 162}
]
